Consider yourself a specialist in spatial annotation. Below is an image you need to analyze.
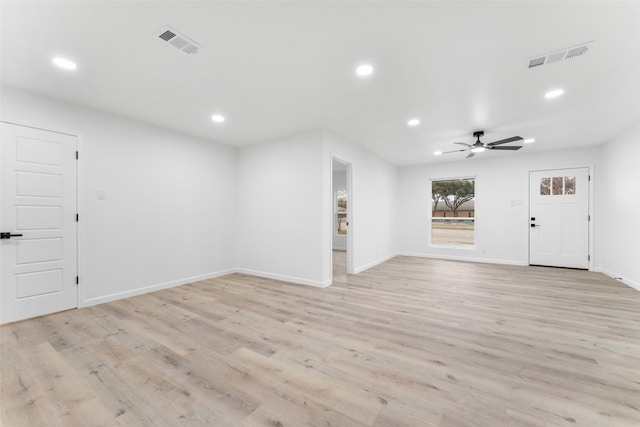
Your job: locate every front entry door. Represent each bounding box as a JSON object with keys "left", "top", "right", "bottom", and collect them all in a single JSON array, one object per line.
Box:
[
  {"left": 529, "top": 168, "right": 589, "bottom": 269},
  {"left": 1, "top": 122, "right": 78, "bottom": 324}
]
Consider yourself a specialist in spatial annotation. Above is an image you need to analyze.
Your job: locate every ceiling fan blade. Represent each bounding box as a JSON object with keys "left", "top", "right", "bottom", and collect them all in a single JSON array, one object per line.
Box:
[
  {"left": 454, "top": 142, "right": 471, "bottom": 147},
  {"left": 486, "top": 136, "right": 523, "bottom": 146},
  {"left": 442, "top": 148, "right": 468, "bottom": 154},
  {"left": 489, "top": 145, "right": 522, "bottom": 150},
  {"left": 466, "top": 152, "right": 476, "bottom": 158}
]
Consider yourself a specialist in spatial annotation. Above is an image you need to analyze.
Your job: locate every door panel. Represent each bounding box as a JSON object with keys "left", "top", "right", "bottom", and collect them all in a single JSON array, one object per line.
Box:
[
  {"left": 529, "top": 168, "right": 589, "bottom": 269},
  {"left": 561, "top": 203, "right": 583, "bottom": 256},
  {"left": 16, "top": 238, "right": 63, "bottom": 264},
  {"left": 536, "top": 203, "right": 558, "bottom": 255},
  {"left": 1, "top": 123, "right": 77, "bottom": 324},
  {"left": 16, "top": 205, "right": 63, "bottom": 229},
  {"left": 17, "top": 171, "right": 63, "bottom": 197},
  {"left": 16, "top": 136, "right": 63, "bottom": 165},
  {"left": 17, "top": 269, "right": 63, "bottom": 298}
]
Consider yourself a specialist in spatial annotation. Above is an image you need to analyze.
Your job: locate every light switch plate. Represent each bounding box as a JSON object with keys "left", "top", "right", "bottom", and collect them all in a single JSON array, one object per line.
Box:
[{"left": 97, "top": 190, "right": 106, "bottom": 200}]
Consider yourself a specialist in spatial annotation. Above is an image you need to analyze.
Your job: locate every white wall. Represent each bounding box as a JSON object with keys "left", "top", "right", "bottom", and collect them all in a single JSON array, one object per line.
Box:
[
  {"left": 396, "top": 147, "right": 601, "bottom": 265},
  {"left": 236, "top": 130, "right": 326, "bottom": 286},
  {"left": 0, "top": 87, "right": 397, "bottom": 298},
  {"left": 4, "top": 83, "right": 635, "bottom": 306},
  {"left": 323, "top": 131, "right": 397, "bottom": 278},
  {"left": 1, "top": 86, "right": 237, "bottom": 305},
  {"left": 596, "top": 122, "right": 640, "bottom": 290},
  {"left": 332, "top": 170, "right": 347, "bottom": 250}
]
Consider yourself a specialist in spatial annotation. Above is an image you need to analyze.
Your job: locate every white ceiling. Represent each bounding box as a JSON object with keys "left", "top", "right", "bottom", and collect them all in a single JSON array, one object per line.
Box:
[{"left": 2, "top": 1, "right": 639, "bottom": 165}]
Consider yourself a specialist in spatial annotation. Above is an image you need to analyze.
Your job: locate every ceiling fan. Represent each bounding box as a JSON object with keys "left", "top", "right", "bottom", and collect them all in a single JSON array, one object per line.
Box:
[{"left": 443, "top": 131, "right": 523, "bottom": 158}]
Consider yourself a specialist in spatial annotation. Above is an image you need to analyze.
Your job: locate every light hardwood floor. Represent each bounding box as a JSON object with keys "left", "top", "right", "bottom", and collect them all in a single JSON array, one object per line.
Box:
[{"left": 2, "top": 252, "right": 640, "bottom": 426}]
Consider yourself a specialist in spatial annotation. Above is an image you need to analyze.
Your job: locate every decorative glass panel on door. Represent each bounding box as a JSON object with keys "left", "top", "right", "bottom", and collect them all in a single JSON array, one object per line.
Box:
[
  {"left": 564, "top": 176, "right": 576, "bottom": 195},
  {"left": 552, "top": 177, "right": 563, "bottom": 195},
  {"left": 540, "top": 177, "right": 551, "bottom": 195}
]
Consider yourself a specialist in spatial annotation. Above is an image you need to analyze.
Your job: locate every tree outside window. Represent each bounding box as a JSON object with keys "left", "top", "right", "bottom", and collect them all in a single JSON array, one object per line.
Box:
[{"left": 431, "top": 178, "right": 475, "bottom": 246}]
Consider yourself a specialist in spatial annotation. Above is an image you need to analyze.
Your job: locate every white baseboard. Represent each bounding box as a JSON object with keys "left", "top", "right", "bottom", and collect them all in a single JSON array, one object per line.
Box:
[
  {"left": 80, "top": 269, "right": 236, "bottom": 307},
  {"left": 353, "top": 253, "right": 397, "bottom": 274},
  {"left": 396, "top": 252, "right": 527, "bottom": 266},
  {"left": 235, "top": 268, "right": 331, "bottom": 288},
  {"left": 77, "top": 258, "right": 638, "bottom": 310},
  {"left": 78, "top": 253, "right": 561, "bottom": 309},
  {"left": 81, "top": 267, "right": 331, "bottom": 308},
  {"left": 593, "top": 268, "right": 640, "bottom": 292}
]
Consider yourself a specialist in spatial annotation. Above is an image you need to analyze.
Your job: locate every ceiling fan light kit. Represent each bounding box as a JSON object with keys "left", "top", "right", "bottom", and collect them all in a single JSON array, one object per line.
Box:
[{"left": 442, "top": 130, "right": 523, "bottom": 159}]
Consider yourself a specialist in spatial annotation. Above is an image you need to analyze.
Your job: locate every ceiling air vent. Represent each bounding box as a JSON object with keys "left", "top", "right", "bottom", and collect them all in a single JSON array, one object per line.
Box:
[
  {"left": 528, "top": 57, "right": 546, "bottom": 68},
  {"left": 527, "top": 41, "right": 593, "bottom": 69},
  {"left": 157, "top": 26, "right": 202, "bottom": 55},
  {"left": 566, "top": 45, "right": 589, "bottom": 59}
]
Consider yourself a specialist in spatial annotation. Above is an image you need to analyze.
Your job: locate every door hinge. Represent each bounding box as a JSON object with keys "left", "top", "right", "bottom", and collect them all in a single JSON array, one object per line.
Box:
[
  {"left": 588, "top": 175, "right": 591, "bottom": 182},
  {"left": 76, "top": 276, "right": 79, "bottom": 285},
  {"left": 76, "top": 151, "right": 79, "bottom": 160},
  {"left": 76, "top": 213, "right": 79, "bottom": 222},
  {"left": 588, "top": 255, "right": 591, "bottom": 261},
  {"left": 588, "top": 214, "right": 591, "bottom": 221}
]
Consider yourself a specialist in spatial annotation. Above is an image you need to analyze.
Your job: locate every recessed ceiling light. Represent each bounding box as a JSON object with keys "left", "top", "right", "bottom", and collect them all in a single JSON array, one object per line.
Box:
[
  {"left": 524, "top": 138, "right": 535, "bottom": 144},
  {"left": 355, "top": 64, "right": 374, "bottom": 77},
  {"left": 544, "top": 88, "right": 564, "bottom": 99},
  {"left": 433, "top": 150, "right": 442, "bottom": 156},
  {"left": 52, "top": 57, "right": 77, "bottom": 70},
  {"left": 407, "top": 118, "right": 420, "bottom": 127},
  {"left": 211, "top": 114, "right": 225, "bottom": 123}
]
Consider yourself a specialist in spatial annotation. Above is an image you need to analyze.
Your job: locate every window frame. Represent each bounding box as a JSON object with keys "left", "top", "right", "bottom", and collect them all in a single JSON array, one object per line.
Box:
[{"left": 429, "top": 176, "right": 477, "bottom": 249}]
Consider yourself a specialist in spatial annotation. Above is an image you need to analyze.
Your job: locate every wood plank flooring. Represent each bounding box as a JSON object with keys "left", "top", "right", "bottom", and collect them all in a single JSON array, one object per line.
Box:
[{"left": 2, "top": 252, "right": 640, "bottom": 426}]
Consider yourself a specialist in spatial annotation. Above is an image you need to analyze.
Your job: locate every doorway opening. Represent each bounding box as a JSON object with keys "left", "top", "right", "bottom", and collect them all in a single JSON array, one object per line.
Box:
[{"left": 331, "top": 157, "right": 353, "bottom": 281}]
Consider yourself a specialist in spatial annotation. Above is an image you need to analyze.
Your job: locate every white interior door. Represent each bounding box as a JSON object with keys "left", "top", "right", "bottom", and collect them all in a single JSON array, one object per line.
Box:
[
  {"left": 529, "top": 168, "right": 589, "bottom": 269},
  {"left": 1, "top": 123, "right": 78, "bottom": 324}
]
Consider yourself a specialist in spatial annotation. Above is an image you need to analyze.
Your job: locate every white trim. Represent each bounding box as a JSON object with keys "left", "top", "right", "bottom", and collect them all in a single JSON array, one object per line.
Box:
[
  {"left": 593, "top": 268, "right": 640, "bottom": 292},
  {"left": 353, "top": 253, "right": 397, "bottom": 274},
  {"left": 397, "top": 252, "right": 527, "bottom": 266},
  {"left": 330, "top": 154, "right": 355, "bottom": 277},
  {"left": 235, "top": 268, "right": 331, "bottom": 288},
  {"left": 76, "top": 261, "right": 639, "bottom": 311},
  {"left": 80, "top": 269, "right": 237, "bottom": 307},
  {"left": 83, "top": 267, "right": 332, "bottom": 307},
  {"left": 0, "top": 119, "right": 79, "bottom": 137},
  {"left": 588, "top": 164, "right": 595, "bottom": 271},
  {"left": 346, "top": 161, "right": 354, "bottom": 274},
  {"left": 76, "top": 133, "right": 85, "bottom": 308}
]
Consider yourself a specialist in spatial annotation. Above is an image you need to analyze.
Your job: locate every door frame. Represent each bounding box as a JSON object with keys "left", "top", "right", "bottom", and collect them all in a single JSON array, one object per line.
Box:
[
  {"left": 1, "top": 119, "right": 85, "bottom": 311},
  {"left": 330, "top": 155, "right": 354, "bottom": 277},
  {"left": 527, "top": 164, "right": 594, "bottom": 270}
]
